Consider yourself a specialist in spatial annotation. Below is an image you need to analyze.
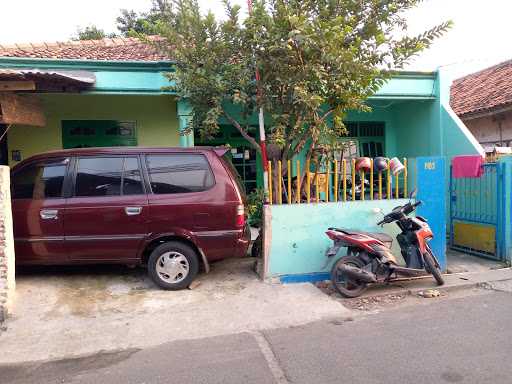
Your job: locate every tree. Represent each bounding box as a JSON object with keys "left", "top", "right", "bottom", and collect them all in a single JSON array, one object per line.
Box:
[
  {"left": 72, "top": 25, "right": 116, "bottom": 41},
  {"left": 117, "top": 0, "right": 173, "bottom": 36},
  {"left": 153, "top": 0, "right": 451, "bottom": 178}
]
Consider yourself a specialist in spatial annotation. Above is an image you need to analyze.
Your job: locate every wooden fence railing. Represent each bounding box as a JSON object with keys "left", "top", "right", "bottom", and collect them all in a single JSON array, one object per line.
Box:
[{"left": 267, "top": 157, "right": 409, "bottom": 205}]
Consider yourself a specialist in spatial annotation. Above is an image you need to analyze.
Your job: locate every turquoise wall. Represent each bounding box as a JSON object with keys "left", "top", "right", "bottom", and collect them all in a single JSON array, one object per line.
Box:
[
  {"left": 0, "top": 58, "right": 174, "bottom": 95},
  {"left": 390, "top": 101, "right": 436, "bottom": 157},
  {"left": 92, "top": 70, "right": 173, "bottom": 94},
  {"left": 267, "top": 199, "right": 409, "bottom": 279},
  {"left": 375, "top": 73, "right": 436, "bottom": 99},
  {"left": 271, "top": 68, "right": 481, "bottom": 184},
  {"left": 441, "top": 105, "right": 483, "bottom": 158}
]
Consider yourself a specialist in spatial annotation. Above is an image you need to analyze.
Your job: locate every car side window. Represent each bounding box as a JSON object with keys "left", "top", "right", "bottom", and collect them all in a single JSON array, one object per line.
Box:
[
  {"left": 146, "top": 154, "right": 215, "bottom": 194},
  {"left": 75, "top": 157, "right": 144, "bottom": 197},
  {"left": 75, "top": 157, "right": 123, "bottom": 197},
  {"left": 12, "top": 159, "right": 68, "bottom": 200},
  {"left": 122, "top": 157, "right": 144, "bottom": 195}
]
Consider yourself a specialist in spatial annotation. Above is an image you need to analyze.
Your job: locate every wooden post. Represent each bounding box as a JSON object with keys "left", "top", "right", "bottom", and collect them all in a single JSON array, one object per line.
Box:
[
  {"left": 334, "top": 160, "right": 339, "bottom": 203},
  {"left": 343, "top": 159, "right": 347, "bottom": 202},
  {"left": 395, "top": 172, "right": 399, "bottom": 199},
  {"left": 306, "top": 160, "right": 311, "bottom": 204},
  {"left": 268, "top": 161, "right": 273, "bottom": 204},
  {"left": 315, "top": 161, "right": 320, "bottom": 203},
  {"left": 326, "top": 162, "right": 330, "bottom": 203},
  {"left": 287, "top": 159, "right": 292, "bottom": 204},
  {"left": 296, "top": 160, "right": 301, "bottom": 204},
  {"left": 351, "top": 159, "right": 356, "bottom": 201},
  {"left": 361, "top": 171, "right": 365, "bottom": 201},
  {"left": 277, "top": 160, "right": 283, "bottom": 204},
  {"left": 387, "top": 160, "right": 391, "bottom": 200},
  {"left": 378, "top": 171, "right": 382, "bottom": 200},
  {"left": 403, "top": 158, "right": 408, "bottom": 198},
  {"left": 370, "top": 159, "right": 374, "bottom": 200}
]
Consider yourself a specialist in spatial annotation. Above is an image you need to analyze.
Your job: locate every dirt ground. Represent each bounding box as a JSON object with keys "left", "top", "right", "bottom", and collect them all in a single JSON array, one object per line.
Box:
[{"left": 0, "top": 258, "right": 350, "bottom": 364}]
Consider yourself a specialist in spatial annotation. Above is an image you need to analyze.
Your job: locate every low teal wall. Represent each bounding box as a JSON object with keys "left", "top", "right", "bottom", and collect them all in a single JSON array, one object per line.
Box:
[{"left": 267, "top": 200, "right": 409, "bottom": 282}]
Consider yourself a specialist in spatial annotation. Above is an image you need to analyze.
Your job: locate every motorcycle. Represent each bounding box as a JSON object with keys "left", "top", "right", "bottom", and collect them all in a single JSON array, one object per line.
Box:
[{"left": 324, "top": 192, "right": 444, "bottom": 298}]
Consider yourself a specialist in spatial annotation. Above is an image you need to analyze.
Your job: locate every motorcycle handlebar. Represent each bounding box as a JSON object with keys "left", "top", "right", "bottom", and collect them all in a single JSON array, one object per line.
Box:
[{"left": 378, "top": 200, "right": 422, "bottom": 226}]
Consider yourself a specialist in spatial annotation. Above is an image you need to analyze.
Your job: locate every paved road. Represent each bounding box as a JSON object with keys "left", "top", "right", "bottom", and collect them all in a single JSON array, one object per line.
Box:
[{"left": 2, "top": 290, "right": 512, "bottom": 384}]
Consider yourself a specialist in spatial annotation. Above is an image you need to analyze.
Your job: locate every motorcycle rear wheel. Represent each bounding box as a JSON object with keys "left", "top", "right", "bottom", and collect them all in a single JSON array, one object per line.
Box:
[
  {"left": 424, "top": 250, "right": 444, "bottom": 286},
  {"left": 331, "top": 255, "right": 368, "bottom": 298}
]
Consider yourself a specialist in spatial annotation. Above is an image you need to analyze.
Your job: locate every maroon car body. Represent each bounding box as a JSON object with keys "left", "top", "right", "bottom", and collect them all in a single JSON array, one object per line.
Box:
[{"left": 11, "top": 147, "right": 250, "bottom": 289}]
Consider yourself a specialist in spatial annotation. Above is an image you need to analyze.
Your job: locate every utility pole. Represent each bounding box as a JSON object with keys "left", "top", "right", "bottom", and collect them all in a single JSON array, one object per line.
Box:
[{"left": 247, "top": 0, "right": 269, "bottom": 195}]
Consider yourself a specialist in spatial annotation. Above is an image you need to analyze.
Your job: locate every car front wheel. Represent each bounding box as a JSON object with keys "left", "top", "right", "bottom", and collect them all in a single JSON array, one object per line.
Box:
[{"left": 148, "top": 241, "right": 199, "bottom": 290}]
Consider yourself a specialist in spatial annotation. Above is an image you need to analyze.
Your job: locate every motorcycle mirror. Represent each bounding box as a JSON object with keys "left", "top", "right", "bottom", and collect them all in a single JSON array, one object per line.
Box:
[{"left": 409, "top": 188, "right": 417, "bottom": 200}]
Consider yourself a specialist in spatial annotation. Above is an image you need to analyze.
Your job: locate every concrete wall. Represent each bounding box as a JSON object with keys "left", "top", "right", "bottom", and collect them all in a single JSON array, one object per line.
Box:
[
  {"left": 0, "top": 167, "right": 15, "bottom": 323},
  {"left": 262, "top": 156, "right": 446, "bottom": 283},
  {"left": 7, "top": 94, "right": 179, "bottom": 166},
  {"left": 264, "top": 199, "right": 409, "bottom": 283},
  {"left": 463, "top": 111, "right": 512, "bottom": 147}
]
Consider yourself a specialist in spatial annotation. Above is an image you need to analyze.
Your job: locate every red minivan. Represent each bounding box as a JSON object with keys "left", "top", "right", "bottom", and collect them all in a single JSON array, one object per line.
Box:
[{"left": 11, "top": 147, "right": 250, "bottom": 290}]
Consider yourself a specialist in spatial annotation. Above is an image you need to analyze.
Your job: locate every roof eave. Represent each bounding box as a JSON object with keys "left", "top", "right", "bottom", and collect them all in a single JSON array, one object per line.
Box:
[
  {"left": 0, "top": 56, "right": 175, "bottom": 71},
  {"left": 457, "top": 102, "right": 512, "bottom": 121}
]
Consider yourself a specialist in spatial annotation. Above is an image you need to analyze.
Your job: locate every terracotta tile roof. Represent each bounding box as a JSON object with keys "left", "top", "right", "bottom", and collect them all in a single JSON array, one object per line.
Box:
[
  {"left": 0, "top": 37, "right": 171, "bottom": 62},
  {"left": 451, "top": 59, "right": 512, "bottom": 118}
]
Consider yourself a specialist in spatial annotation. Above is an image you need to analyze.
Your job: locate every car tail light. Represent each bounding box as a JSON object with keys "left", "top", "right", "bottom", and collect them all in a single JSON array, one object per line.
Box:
[{"left": 236, "top": 204, "right": 245, "bottom": 227}]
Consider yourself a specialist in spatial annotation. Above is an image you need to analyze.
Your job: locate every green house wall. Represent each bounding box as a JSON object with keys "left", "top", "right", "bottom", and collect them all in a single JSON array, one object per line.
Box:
[{"left": 7, "top": 94, "right": 179, "bottom": 166}]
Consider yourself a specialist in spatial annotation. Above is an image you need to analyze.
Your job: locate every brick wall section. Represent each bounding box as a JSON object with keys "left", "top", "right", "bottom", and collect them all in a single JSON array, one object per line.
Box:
[{"left": 0, "top": 166, "right": 15, "bottom": 323}]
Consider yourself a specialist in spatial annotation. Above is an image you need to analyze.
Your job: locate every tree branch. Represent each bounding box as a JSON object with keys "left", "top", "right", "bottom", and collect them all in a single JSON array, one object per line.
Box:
[{"left": 223, "top": 108, "right": 262, "bottom": 155}]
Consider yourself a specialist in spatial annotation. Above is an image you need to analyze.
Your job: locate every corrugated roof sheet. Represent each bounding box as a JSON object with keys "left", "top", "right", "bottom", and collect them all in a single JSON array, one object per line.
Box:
[{"left": 0, "top": 68, "right": 96, "bottom": 84}]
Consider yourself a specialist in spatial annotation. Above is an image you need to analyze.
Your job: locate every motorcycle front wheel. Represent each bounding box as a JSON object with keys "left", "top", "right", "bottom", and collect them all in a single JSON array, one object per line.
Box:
[
  {"left": 424, "top": 249, "right": 444, "bottom": 286},
  {"left": 331, "top": 255, "right": 368, "bottom": 298}
]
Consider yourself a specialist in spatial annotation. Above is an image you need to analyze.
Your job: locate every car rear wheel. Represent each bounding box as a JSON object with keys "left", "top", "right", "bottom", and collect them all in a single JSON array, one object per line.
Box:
[{"left": 148, "top": 242, "right": 199, "bottom": 290}]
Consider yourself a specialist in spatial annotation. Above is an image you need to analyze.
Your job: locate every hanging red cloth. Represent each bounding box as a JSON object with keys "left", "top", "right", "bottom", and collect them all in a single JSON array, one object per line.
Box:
[{"left": 452, "top": 155, "right": 484, "bottom": 178}]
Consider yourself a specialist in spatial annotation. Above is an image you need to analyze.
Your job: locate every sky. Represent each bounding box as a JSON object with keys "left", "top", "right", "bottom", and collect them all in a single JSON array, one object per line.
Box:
[{"left": 0, "top": 0, "right": 511, "bottom": 80}]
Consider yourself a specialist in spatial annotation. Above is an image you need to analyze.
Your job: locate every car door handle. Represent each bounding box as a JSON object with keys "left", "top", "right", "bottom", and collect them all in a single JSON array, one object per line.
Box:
[
  {"left": 125, "top": 206, "right": 142, "bottom": 216},
  {"left": 40, "top": 209, "right": 58, "bottom": 220}
]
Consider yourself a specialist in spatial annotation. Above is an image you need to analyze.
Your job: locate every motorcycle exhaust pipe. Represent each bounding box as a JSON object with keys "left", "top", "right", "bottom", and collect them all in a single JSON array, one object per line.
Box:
[{"left": 338, "top": 264, "right": 377, "bottom": 283}]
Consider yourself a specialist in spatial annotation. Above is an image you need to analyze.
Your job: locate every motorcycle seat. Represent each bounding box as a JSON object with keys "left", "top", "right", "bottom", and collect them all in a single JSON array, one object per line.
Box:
[{"left": 329, "top": 228, "right": 393, "bottom": 246}]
